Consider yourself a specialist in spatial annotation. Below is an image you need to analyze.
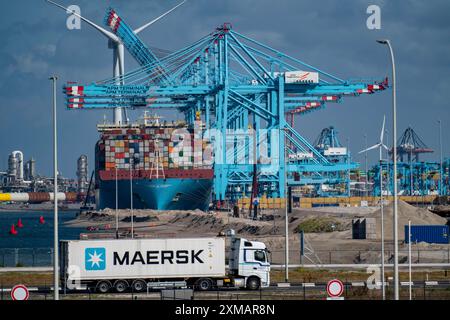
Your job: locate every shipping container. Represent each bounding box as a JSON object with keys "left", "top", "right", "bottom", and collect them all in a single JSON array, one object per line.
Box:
[
  {"left": 405, "top": 225, "right": 449, "bottom": 244},
  {"left": 60, "top": 237, "right": 270, "bottom": 293}
]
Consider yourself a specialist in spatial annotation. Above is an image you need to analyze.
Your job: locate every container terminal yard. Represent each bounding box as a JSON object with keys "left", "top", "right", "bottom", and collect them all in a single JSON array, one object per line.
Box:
[{"left": 0, "top": 0, "right": 449, "bottom": 309}]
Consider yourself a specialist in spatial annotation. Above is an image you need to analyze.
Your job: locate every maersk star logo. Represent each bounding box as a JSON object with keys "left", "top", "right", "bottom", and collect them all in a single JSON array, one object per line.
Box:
[{"left": 85, "top": 248, "right": 106, "bottom": 271}]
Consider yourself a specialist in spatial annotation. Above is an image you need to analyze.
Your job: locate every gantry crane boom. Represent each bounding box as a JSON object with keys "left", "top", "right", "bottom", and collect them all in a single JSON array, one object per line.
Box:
[{"left": 63, "top": 23, "right": 387, "bottom": 200}]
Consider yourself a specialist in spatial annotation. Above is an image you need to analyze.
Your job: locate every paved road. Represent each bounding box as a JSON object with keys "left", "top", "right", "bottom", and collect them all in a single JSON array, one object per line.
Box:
[{"left": 1, "top": 280, "right": 449, "bottom": 297}]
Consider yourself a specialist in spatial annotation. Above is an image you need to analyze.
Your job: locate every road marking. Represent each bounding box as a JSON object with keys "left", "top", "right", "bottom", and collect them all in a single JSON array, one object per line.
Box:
[
  {"left": 0, "top": 287, "right": 38, "bottom": 292},
  {"left": 376, "top": 281, "right": 388, "bottom": 287},
  {"left": 425, "top": 281, "right": 438, "bottom": 286},
  {"left": 277, "top": 283, "right": 291, "bottom": 288},
  {"left": 351, "top": 282, "right": 365, "bottom": 287},
  {"left": 400, "top": 281, "right": 413, "bottom": 286},
  {"left": 302, "top": 283, "right": 315, "bottom": 287}
]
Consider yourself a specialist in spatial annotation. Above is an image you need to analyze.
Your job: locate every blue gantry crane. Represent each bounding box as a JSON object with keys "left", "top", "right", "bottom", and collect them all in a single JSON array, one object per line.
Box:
[
  {"left": 372, "top": 127, "right": 440, "bottom": 196},
  {"left": 310, "top": 126, "right": 353, "bottom": 196},
  {"left": 64, "top": 20, "right": 387, "bottom": 202}
]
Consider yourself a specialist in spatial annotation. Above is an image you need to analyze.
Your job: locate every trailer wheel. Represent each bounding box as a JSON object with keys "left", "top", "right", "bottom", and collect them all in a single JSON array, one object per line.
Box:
[
  {"left": 96, "top": 280, "right": 112, "bottom": 293},
  {"left": 195, "top": 278, "right": 212, "bottom": 291},
  {"left": 114, "top": 280, "right": 129, "bottom": 293},
  {"left": 246, "top": 277, "right": 260, "bottom": 290},
  {"left": 132, "top": 280, "right": 147, "bottom": 293}
]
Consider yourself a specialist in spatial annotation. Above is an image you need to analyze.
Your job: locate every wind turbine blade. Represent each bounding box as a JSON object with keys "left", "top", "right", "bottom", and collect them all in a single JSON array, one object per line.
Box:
[
  {"left": 358, "top": 144, "right": 380, "bottom": 154},
  {"left": 380, "top": 115, "right": 386, "bottom": 143},
  {"left": 382, "top": 144, "right": 389, "bottom": 151},
  {"left": 134, "top": 0, "right": 187, "bottom": 34},
  {"left": 46, "top": 0, "right": 119, "bottom": 42}
]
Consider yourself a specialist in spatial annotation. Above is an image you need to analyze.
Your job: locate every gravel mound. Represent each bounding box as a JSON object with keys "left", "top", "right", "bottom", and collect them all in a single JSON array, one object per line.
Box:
[{"left": 368, "top": 200, "right": 447, "bottom": 240}]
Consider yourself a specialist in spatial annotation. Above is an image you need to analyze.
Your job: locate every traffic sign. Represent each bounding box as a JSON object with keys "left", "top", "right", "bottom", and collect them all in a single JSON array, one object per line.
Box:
[
  {"left": 11, "top": 284, "right": 29, "bottom": 301},
  {"left": 326, "top": 279, "right": 344, "bottom": 298}
]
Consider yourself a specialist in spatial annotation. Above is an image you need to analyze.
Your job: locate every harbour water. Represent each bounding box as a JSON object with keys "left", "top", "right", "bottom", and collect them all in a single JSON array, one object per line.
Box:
[
  {"left": 0, "top": 210, "right": 84, "bottom": 267},
  {"left": 0, "top": 210, "right": 83, "bottom": 249}
]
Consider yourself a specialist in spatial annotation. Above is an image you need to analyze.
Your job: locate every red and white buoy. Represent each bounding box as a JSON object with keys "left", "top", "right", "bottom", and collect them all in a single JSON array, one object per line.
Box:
[
  {"left": 39, "top": 216, "right": 45, "bottom": 224},
  {"left": 17, "top": 218, "right": 24, "bottom": 228},
  {"left": 9, "top": 224, "right": 18, "bottom": 235}
]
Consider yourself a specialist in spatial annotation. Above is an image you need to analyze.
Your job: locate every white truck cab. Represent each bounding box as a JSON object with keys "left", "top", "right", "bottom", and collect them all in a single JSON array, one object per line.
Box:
[{"left": 229, "top": 237, "right": 271, "bottom": 289}]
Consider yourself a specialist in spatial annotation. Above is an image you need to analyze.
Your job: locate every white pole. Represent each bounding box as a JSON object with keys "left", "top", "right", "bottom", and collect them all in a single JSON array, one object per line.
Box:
[
  {"left": 50, "top": 75, "right": 59, "bottom": 300},
  {"left": 408, "top": 220, "right": 412, "bottom": 300},
  {"left": 389, "top": 40, "right": 400, "bottom": 301},
  {"left": 284, "top": 143, "right": 289, "bottom": 282},
  {"left": 113, "top": 44, "right": 124, "bottom": 125},
  {"left": 380, "top": 154, "right": 385, "bottom": 300},
  {"left": 377, "top": 39, "right": 399, "bottom": 300},
  {"left": 130, "top": 158, "right": 134, "bottom": 239},
  {"left": 439, "top": 120, "right": 443, "bottom": 196},
  {"left": 347, "top": 137, "right": 351, "bottom": 197},
  {"left": 364, "top": 134, "right": 368, "bottom": 197},
  {"left": 115, "top": 165, "right": 118, "bottom": 238},
  {"left": 410, "top": 149, "right": 413, "bottom": 196},
  {"left": 385, "top": 130, "right": 390, "bottom": 198}
]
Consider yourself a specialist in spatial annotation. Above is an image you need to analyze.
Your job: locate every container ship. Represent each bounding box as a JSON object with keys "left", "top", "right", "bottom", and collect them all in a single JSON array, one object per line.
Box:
[{"left": 95, "top": 114, "right": 214, "bottom": 211}]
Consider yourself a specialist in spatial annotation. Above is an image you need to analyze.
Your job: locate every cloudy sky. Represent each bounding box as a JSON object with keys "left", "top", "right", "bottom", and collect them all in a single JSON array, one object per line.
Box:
[{"left": 0, "top": 0, "right": 449, "bottom": 178}]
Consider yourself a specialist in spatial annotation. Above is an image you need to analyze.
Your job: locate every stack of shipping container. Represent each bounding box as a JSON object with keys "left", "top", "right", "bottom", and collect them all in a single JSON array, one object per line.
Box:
[{"left": 100, "top": 126, "right": 211, "bottom": 172}]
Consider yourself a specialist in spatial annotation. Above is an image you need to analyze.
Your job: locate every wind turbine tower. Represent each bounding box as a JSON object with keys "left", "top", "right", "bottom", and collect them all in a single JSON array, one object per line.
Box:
[{"left": 46, "top": 0, "right": 187, "bottom": 125}]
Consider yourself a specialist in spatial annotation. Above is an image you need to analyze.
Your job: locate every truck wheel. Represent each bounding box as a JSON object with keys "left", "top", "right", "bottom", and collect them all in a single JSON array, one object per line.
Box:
[
  {"left": 96, "top": 281, "right": 112, "bottom": 293},
  {"left": 246, "top": 277, "right": 260, "bottom": 290},
  {"left": 114, "top": 280, "right": 129, "bottom": 293},
  {"left": 132, "top": 280, "right": 147, "bottom": 293},
  {"left": 195, "top": 278, "right": 212, "bottom": 291}
]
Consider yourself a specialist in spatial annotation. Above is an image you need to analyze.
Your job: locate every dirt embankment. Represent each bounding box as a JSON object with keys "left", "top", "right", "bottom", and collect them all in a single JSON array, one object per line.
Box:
[{"left": 367, "top": 201, "right": 447, "bottom": 240}]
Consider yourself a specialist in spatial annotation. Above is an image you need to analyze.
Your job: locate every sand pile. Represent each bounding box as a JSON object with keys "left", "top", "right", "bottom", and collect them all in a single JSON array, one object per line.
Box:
[
  {"left": 368, "top": 200, "right": 447, "bottom": 241},
  {"left": 169, "top": 212, "right": 277, "bottom": 236}
]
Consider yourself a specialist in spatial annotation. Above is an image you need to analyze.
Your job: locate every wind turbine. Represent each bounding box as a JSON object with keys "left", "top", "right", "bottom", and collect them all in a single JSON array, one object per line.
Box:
[
  {"left": 46, "top": 0, "right": 187, "bottom": 125},
  {"left": 359, "top": 115, "right": 388, "bottom": 300}
]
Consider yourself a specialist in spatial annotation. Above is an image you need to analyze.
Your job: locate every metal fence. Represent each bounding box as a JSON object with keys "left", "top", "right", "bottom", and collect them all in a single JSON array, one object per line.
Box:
[
  {"left": 0, "top": 247, "right": 449, "bottom": 267},
  {"left": 0, "top": 248, "right": 54, "bottom": 267},
  {"left": 266, "top": 248, "right": 450, "bottom": 265}
]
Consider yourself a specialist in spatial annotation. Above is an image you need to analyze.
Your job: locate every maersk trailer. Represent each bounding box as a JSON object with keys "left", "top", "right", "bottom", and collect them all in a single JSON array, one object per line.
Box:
[{"left": 60, "top": 237, "right": 270, "bottom": 293}]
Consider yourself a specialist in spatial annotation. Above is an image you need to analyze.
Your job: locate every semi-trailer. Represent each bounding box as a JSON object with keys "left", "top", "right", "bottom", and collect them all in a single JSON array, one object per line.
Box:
[{"left": 60, "top": 236, "right": 270, "bottom": 293}]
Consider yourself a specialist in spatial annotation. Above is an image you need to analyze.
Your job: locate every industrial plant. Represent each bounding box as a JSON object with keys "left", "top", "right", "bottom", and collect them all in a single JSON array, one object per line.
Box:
[{"left": 0, "top": 151, "right": 88, "bottom": 196}]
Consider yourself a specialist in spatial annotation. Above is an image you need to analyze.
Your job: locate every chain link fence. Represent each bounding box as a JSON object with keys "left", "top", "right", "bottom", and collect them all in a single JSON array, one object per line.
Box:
[
  {"left": 1, "top": 247, "right": 449, "bottom": 267},
  {"left": 0, "top": 248, "right": 54, "bottom": 267}
]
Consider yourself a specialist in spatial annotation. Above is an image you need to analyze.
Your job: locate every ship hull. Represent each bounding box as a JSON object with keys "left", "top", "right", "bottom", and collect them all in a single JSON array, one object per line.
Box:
[{"left": 97, "top": 178, "right": 213, "bottom": 211}]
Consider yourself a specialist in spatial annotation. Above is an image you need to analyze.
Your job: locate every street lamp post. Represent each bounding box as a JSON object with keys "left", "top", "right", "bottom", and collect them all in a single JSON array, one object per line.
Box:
[
  {"left": 130, "top": 154, "right": 140, "bottom": 239},
  {"left": 385, "top": 129, "right": 390, "bottom": 197},
  {"left": 358, "top": 116, "right": 387, "bottom": 300},
  {"left": 377, "top": 39, "right": 399, "bottom": 300},
  {"left": 115, "top": 165, "right": 119, "bottom": 239},
  {"left": 130, "top": 157, "right": 134, "bottom": 239},
  {"left": 438, "top": 120, "right": 443, "bottom": 195},
  {"left": 380, "top": 158, "right": 386, "bottom": 300},
  {"left": 410, "top": 148, "right": 413, "bottom": 196},
  {"left": 50, "top": 75, "right": 59, "bottom": 300},
  {"left": 284, "top": 141, "right": 289, "bottom": 283},
  {"left": 347, "top": 137, "right": 351, "bottom": 197},
  {"left": 364, "top": 134, "right": 368, "bottom": 197}
]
